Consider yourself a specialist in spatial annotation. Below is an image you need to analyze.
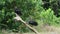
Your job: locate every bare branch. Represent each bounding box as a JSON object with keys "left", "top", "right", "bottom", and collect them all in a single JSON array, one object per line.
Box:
[{"left": 14, "top": 13, "right": 39, "bottom": 34}]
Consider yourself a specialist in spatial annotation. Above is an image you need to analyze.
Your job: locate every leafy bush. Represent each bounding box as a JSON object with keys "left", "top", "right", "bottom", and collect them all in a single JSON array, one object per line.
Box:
[
  {"left": 0, "top": 0, "right": 60, "bottom": 33},
  {"left": 0, "top": 0, "right": 43, "bottom": 32},
  {"left": 39, "top": 8, "right": 60, "bottom": 26}
]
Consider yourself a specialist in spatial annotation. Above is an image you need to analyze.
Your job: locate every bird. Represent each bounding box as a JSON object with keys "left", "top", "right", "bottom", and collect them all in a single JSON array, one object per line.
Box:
[
  {"left": 29, "top": 20, "right": 38, "bottom": 26},
  {"left": 14, "top": 7, "right": 22, "bottom": 16}
]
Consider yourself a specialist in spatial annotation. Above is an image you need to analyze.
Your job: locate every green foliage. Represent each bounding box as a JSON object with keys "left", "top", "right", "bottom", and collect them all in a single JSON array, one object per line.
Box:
[
  {"left": 40, "top": 8, "right": 54, "bottom": 25},
  {"left": 39, "top": 8, "right": 60, "bottom": 26},
  {"left": 0, "top": 0, "right": 60, "bottom": 33},
  {"left": 0, "top": 0, "right": 43, "bottom": 32}
]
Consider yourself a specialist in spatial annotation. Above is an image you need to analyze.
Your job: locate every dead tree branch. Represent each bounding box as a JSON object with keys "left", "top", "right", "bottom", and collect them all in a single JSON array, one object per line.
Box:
[{"left": 14, "top": 13, "right": 39, "bottom": 34}]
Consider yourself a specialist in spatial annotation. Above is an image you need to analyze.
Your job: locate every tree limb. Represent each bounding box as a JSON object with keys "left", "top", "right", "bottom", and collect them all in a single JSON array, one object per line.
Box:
[{"left": 14, "top": 13, "right": 39, "bottom": 34}]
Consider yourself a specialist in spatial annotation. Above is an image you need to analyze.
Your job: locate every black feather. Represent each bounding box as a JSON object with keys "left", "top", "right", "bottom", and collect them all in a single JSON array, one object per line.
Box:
[
  {"left": 29, "top": 21, "right": 38, "bottom": 26},
  {"left": 15, "top": 7, "right": 22, "bottom": 16}
]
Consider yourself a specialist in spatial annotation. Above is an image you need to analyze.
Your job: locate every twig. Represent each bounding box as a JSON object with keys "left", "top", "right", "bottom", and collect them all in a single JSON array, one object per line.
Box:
[{"left": 14, "top": 13, "right": 39, "bottom": 34}]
